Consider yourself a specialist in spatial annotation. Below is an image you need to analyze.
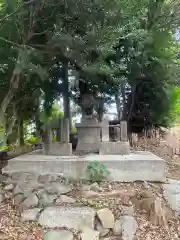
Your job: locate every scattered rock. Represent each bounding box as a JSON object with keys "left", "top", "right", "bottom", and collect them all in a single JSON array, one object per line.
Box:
[
  {"left": 44, "top": 230, "right": 74, "bottom": 240},
  {"left": 20, "top": 193, "right": 38, "bottom": 209},
  {"left": 38, "top": 174, "right": 59, "bottom": 184},
  {"left": 6, "top": 178, "right": 15, "bottom": 184},
  {"left": 45, "top": 183, "right": 71, "bottom": 195},
  {"left": 0, "top": 194, "right": 4, "bottom": 203},
  {"left": 80, "top": 226, "right": 99, "bottom": 240},
  {"left": 95, "top": 220, "right": 109, "bottom": 237},
  {"left": 0, "top": 231, "right": 8, "bottom": 240},
  {"left": 35, "top": 187, "right": 46, "bottom": 198},
  {"left": 13, "top": 185, "right": 24, "bottom": 196},
  {"left": 0, "top": 174, "right": 7, "bottom": 183},
  {"left": 113, "top": 219, "right": 122, "bottom": 236},
  {"left": 38, "top": 206, "right": 95, "bottom": 230},
  {"left": 121, "top": 205, "right": 134, "bottom": 216},
  {"left": 4, "top": 184, "right": 14, "bottom": 191},
  {"left": 82, "top": 189, "right": 136, "bottom": 199},
  {"left": 90, "top": 182, "right": 102, "bottom": 192},
  {"left": 0, "top": 186, "right": 3, "bottom": 194},
  {"left": 55, "top": 195, "right": 76, "bottom": 204},
  {"left": 120, "top": 216, "right": 138, "bottom": 240},
  {"left": 38, "top": 174, "right": 50, "bottom": 183},
  {"left": 39, "top": 192, "right": 57, "bottom": 205},
  {"left": 18, "top": 181, "right": 41, "bottom": 194},
  {"left": 26, "top": 173, "right": 39, "bottom": 181},
  {"left": 166, "top": 179, "right": 180, "bottom": 184},
  {"left": 163, "top": 182, "right": 180, "bottom": 194},
  {"left": 11, "top": 172, "right": 23, "bottom": 181},
  {"left": 97, "top": 208, "right": 114, "bottom": 229},
  {"left": 10, "top": 172, "right": 34, "bottom": 183},
  {"left": 163, "top": 191, "right": 180, "bottom": 212},
  {"left": 143, "top": 181, "right": 151, "bottom": 189},
  {"left": 14, "top": 194, "right": 25, "bottom": 205},
  {"left": 81, "top": 184, "right": 91, "bottom": 191},
  {"left": 163, "top": 181, "right": 180, "bottom": 213},
  {"left": 139, "top": 197, "right": 155, "bottom": 212},
  {"left": 5, "top": 191, "right": 13, "bottom": 199},
  {"left": 140, "top": 189, "right": 154, "bottom": 199},
  {"left": 149, "top": 197, "right": 169, "bottom": 228},
  {"left": 21, "top": 208, "right": 41, "bottom": 222}
]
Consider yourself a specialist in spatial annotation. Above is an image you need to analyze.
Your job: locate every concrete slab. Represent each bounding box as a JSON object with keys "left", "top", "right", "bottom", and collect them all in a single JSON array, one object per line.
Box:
[{"left": 3, "top": 151, "right": 166, "bottom": 182}]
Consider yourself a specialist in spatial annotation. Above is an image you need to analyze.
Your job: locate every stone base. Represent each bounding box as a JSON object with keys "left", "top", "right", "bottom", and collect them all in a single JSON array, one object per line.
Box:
[
  {"left": 99, "top": 141, "right": 130, "bottom": 155},
  {"left": 3, "top": 151, "right": 166, "bottom": 182},
  {"left": 43, "top": 143, "right": 72, "bottom": 156},
  {"left": 76, "top": 143, "right": 100, "bottom": 153},
  {"left": 76, "top": 119, "right": 101, "bottom": 153}
]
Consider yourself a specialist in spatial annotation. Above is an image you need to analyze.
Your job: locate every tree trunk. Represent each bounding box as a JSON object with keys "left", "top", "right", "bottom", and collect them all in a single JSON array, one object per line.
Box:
[
  {"left": 43, "top": 122, "right": 51, "bottom": 155},
  {"left": 97, "top": 98, "right": 104, "bottom": 122},
  {"left": 115, "top": 92, "right": 121, "bottom": 120},
  {"left": 18, "top": 118, "right": 24, "bottom": 146},
  {"left": 62, "top": 59, "right": 72, "bottom": 131},
  {"left": 121, "top": 85, "right": 126, "bottom": 120},
  {"left": 0, "top": 73, "right": 20, "bottom": 126},
  {"left": 35, "top": 105, "right": 42, "bottom": 138}
]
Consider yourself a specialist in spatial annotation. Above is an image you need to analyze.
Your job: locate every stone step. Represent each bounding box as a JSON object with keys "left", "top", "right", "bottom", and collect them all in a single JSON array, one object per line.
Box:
[{"left": 2, "top": 151, "right": 166, "bottom": 182}]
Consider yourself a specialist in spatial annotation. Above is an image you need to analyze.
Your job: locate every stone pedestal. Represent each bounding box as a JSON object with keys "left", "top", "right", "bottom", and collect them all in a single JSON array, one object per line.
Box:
[
  {"left": 43, "top": 142, "right": 72, "bottom": 156},
  {"left": 76, "top": 119, "right": 101, "bottom": 153},
  {"left": 99, "top": 141, "right": 130, "bottom": 155}
]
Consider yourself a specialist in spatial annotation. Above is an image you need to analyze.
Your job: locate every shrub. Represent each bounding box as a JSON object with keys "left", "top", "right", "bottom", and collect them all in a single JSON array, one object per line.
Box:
[
  {"left": 0, "top": 145, "right": 9, "bottom": 151},
  {"left": 71, "top": 126, "right": 77, "bottom": 133},
  {"left": 27, "top": 136, "right": 40, "bottom": 145},
  {"left": 52, "top": 136, "right": 56, "bottom": 142},
  {"left": 87, "top": 161, "right": 110, "bottom": 182}
]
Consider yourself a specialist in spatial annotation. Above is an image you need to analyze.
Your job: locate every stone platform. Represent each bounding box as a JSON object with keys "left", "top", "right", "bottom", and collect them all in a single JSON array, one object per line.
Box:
[{"left": 2, "top": 151, "right": 166, "bottom": 182}]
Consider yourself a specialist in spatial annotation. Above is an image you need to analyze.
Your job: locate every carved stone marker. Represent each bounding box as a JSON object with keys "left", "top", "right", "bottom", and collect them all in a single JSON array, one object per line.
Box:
[
  {"left": 101, "top": 119, "right": 109, "bottom": 142},
  {"left": 76, "top": 93, "right": 101, "bottom": 153},
  {"left": 43, "top": 118, "right": 72, "bottom": 156},
  {"left": 120, "top": 121, "right": 128, "bottom": 141}
]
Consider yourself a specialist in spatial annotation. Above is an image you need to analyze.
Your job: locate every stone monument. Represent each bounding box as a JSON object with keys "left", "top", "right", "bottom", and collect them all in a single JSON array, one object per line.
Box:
[
  {"left": 101, "top": 119, "right": 109, "bottom": 142},
  {"left": 99, "top": 120, "right": 130, "bottom": 155},
  {"left": 3, "top": 99, "right": 166, "bottom": 182},
  {"left": 43, "top": 118, "right": 72, "bottom": 156},
  {"left": 76, "top": 93, "right": 101, "bottom": 153}
]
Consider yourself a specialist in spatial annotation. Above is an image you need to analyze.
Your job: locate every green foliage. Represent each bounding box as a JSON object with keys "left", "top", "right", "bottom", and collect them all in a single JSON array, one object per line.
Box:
[
  {"left": 87, "top": 161, "right": 110, "bottom": 182},
  {"left": 26, "top": 136, "right": 40, "bottom": 145},
  {"left": 0, "top": 0, "right": 180, "bottom": 135},
  {"left": 71, "top": 126, "right": 77, "bottom": 133},
  {"left": 0, "top": 145, "right": 9, "bottom": 151},
  {"left": 52, "top": 136, "right": 56, "bottom": 142},
  {"left": 168, "top": 86, "right": 180, "bottom": 125}
]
